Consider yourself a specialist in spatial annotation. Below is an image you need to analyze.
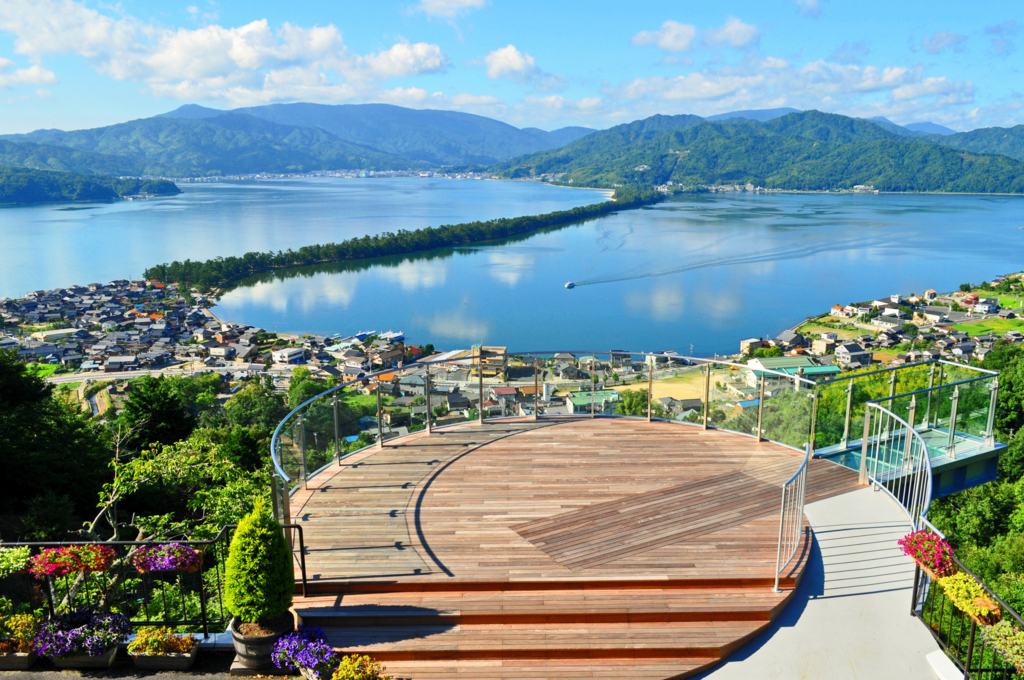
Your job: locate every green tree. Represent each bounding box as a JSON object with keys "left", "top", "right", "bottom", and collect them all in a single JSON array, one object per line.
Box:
[
  {"left": 902, "top": 323, "right": 918, "bottom": 337},
  {"left": 224, "top": 383, "right": 289, "bottom": 433},
  {"left": 118, "top": 376, "right": 197, "bottom": 451},
  {"left": 223, "top": 499, "right": 293, "bottom": 624}
]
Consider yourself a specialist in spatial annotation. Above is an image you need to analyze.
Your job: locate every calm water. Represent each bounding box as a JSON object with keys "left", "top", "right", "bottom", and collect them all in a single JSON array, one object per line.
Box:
[
  {"left": 3, "top": 179, "right": 1022, "bottom": 355},
  {"left": 0, "top": 178, "right": 603, "bottom": 297}
]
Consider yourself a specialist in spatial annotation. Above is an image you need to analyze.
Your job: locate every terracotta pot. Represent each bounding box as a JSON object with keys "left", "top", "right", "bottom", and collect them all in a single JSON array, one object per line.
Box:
[
  {"left": 921, "top": 562, "right": 957, "bottom": 581},
  {"left": 0, "top": 651, "right": 37, "bottom": 670},
  {"left": 132, "top": 643, "right": 200, "bottom": 670},
  {"left": 229, "top": 617, "right": 291, "bottom": 670},
  {"left": 51, "top": 645, "right": 118, "bottom": 669}
]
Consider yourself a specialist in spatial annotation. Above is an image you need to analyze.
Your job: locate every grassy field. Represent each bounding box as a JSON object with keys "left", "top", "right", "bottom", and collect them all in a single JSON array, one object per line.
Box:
[
  {"left": 949, "top": 317, "right": 1024, "bottom": 336},
  {"left": 609, "top": 371, "right": 707, "bottom": 401},
  {"left": 795, "top": 321, "right": 860, "bottom": 340},
  {"left": 25, "top": 364, "right": 59, "bottom": 378}
]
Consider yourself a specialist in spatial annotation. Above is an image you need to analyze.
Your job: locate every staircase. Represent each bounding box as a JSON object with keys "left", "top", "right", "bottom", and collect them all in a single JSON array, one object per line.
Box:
[{"left": 293, "top": 576, "right": 801, "bottom": 680}]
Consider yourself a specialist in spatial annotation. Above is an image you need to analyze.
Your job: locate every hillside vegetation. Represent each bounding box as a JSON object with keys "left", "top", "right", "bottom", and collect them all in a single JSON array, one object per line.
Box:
[
  {"left": 0, "top": 167, "right": 180, "bottom": 205},
  {"left": 927, "top": 125, "right": 1024, "bottom": 162},
  {"left": 494, "top": 111, "right": 1024, "bottom": 193}
]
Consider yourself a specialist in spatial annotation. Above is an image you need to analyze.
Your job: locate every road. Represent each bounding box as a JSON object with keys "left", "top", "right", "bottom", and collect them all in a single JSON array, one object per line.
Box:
[{"left": 45, "top": 362, "right": 272, "bottom": 384}]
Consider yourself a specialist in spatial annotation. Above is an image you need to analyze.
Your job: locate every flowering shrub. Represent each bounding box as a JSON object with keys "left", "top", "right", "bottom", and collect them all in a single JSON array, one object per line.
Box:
[
  {"left": 272, "top": 627, "right": 337, "bottom": 680},
  {"left": 982, "top": 621, "right": 1024, "bottom": 671},
  {"left": 0, "top": 598, "right": 41, "bottom": 654},
  {"left": 28, "top": 545, "right": 117, "bottom": 579},
  {"left": 332, "top": 654, "right": 393, "bottom": 680},
  {"left": 35, "top": 611, "right": 130, "bottom": 658},
  {"left": 127, "top": 626, "right": 196, "bottom": 656},
  {"left": 898, "top": 530, "right": 955, "bottom": 577},
  {"left": 939, "top": 572, "right": 1001, "bottom": 622},
  {"left": 0, "top": 546, "right": 31, "bottom": 579},
  {"left": 131, "top": 544, "right": 201, "bottom": 573}
]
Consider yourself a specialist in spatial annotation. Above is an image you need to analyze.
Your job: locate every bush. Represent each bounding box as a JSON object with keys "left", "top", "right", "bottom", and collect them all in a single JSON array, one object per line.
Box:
[
  {"left": 0, "top": 547, "right": 31, "bottom": 579},
  {"left": 332, "top": 654, "right": 393, "bottom": 680},
  {"left": 0, "top": 598, "right": 41, "bottom": 654},
  {"left": 127, "top": 626, "right": 196, "bottom": 656},
  {"left": 223, "top": 499, "right": 293, "bottom": 624}
]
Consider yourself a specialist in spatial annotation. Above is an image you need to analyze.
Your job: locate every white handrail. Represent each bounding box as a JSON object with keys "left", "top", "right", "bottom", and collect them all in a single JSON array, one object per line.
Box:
[{"left": 860, "top": 402, "right": 934, "bottom": 531}]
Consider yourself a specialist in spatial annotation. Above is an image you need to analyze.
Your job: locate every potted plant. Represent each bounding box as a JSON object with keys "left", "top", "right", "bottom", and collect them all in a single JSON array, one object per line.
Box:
[
  {"left": 982, "top": 620, "right": 1024, "bottom": 672},
  {"left": 0, "top": 547, "right": 32, "bottom": 579},
  {"left": 0, "top": 598, "right": 41, "bottom": 670},
  {"left": 332, "top": 654, "right": 393, "bottom": 680},
  {"left": 131, "top": 544, "right": 202, "bottom": 574},
  {"left": 272, "top": 627, "right": 337, "bottom": 679},
  {"left": 128, "top": 626, "right": 199, "bottom": 670},
  {"left": 938, "top": 572, "right": 1002, "bottom": 626},
  {"left": 28, "top": 545, "right": 117, "bottom": 579},
  {"left": 897, "top": 530, "right": 956, "bottom": 579},
  {"left": 35, "top": 610, "right": 130, "bottom": 669},
  {"left": 224, "top": 499, "right": 295, "bottom": 670}
]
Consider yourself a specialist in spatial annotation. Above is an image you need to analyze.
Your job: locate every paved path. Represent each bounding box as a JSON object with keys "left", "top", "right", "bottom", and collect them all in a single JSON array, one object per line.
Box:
[{"left": 699, "top": 486, "right": 940, "bottom": 680}]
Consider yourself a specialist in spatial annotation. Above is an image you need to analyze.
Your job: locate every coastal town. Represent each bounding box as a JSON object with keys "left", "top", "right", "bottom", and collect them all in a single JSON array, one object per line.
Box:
[{"left": 2, "top": 272, "right": 1021, "bottom": 434}]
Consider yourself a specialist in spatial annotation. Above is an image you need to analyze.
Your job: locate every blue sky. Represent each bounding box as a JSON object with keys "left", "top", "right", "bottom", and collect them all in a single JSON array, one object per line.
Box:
[{"left": 0, "top": 0, "right": 1020, "bottom": 134}]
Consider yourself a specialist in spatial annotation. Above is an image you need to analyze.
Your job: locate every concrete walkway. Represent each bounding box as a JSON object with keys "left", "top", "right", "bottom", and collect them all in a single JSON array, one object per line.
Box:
[{"left": 699, "top": 487, "right": 941, "bottom": 680}]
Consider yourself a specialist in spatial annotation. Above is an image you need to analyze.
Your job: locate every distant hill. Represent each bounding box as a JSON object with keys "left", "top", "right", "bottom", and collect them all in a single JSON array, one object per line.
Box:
[
  {"left": 494, "top": 110, "right": 1024, "bottom": 193},
  {"left": 705, "top": 108, "right": 800, "bottom": 123},
  {"left": 220, "top": 103, "right": 594, "bottom": 165},
  {"left": 925, "top": 125, "right": 1024, "bottom": 162},
  {"left": 0, "top": 167, "right": 180, "bottom": 205},
  {"left": 0, "top": 113, "right": 422, "bottom": 176},
  {"left": 906, "top": 122, "right": 956, "bottom": 135}
]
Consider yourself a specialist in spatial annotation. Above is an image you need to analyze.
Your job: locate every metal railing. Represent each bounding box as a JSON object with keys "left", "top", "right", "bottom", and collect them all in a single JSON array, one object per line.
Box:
[
  {"left": 270, "top": 349, "right": 820, "bottom": 591},
  {"left": 0, "top": 524, "right": 308, "bottom": 636},
  {"left": 912, "top": 554, "right": 1024, "bottom": 679},
  {"left": 858, "top": 402, "right": 933, "bottom": 530}
]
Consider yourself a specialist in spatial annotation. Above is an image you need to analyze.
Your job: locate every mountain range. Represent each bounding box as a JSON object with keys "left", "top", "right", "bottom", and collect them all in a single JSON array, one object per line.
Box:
[{"left": 493, "top": 111, "right": 1024, "bottom": 193}]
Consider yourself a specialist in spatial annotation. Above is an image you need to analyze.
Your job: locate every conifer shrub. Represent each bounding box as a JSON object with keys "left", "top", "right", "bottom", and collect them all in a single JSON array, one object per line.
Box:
[{"left": 223, "top": 499, "right": 294, "bottom": 624}]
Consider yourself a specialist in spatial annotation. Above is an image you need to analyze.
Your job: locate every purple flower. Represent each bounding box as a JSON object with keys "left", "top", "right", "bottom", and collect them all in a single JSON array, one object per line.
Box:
[
  {"left": 272, "top": 627, "right": 337, "bottom": 678},
  {"left": 35, "top": 611, "right": 130, "bottom": 658},
  {"left": 131, "top": 544, "right": 202, "bottom": 573}
]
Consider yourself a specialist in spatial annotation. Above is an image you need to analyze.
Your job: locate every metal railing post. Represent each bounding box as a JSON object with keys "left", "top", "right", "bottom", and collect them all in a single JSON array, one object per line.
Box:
[
  {"left": 702, "top": 362, "right": 710, "bottom": 430},
  {"left": 280, "top": 473, "right": 292, "bottom": 548},
  {"left": 298, "top": 412, "right": 307, "bottom": 489},
  {"left": 332, "top": 392, "right": 340, "bottom": 464},
  {"left": 986, "top": 378, "right": 999, "bottom": 447},
  {"left": 756, "top": 374, "right": 766, "bottom": 441},
  {"left": 911, "top": 564, "right": 921, "bottom": 616},
  {"left": 889, "top": 370, "right": 897, "bottom": 401},
  {"left": 859, "top": 406, "right": 871, "bottom": 485},
  {"left": 809, "top": 387, "right": 819, "bottom": 452},
  {"left": 924, "top": 364, "right": 936, "bottom": 427},
  {"left": 647, "top": 361, "right": 653, "bottom": 422},
  {"left": 425, "top": 367, "right": 432, "bottom": 434},
  {"left": 533, "top": 354, "right": 539, "bottom": 420},
  {"left": 271, "top": 473, "right": 281, "bottom": 523},
  {"left": 591, "top": 378, "right": 595, "bottom": 418},
  {"left": 376, "top": 382, "right": 384, "bottom": 448},
  {"left": 933, "top": 364, "right": 945, "bottom": 428},
  {"left": 478, "top": 362, "right": 485, "bottom": 425},
  {"left": 841, "top": 378, "right": 854, "bottom": 448},
  {"left": 947, "top": 386, "right": 960, "bottom": 456},
  {"left": 965, "top": 620, "right": 977, "bottom": 674},
  {"left": 772, "top": 486, "right": 787, "bottom": 593}
]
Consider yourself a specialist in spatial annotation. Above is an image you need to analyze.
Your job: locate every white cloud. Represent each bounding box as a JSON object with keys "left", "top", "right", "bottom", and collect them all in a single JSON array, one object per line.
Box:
[
  {"left": 0, "top": 0, "right": 453, "bottom": 106},
  {"left": 631, "top": 21, "right": 698, "bottom": 53},
  {"left": 0, "top": 58, "right": 57, "bottom": 87},
  {"left": 483, "top": 44, "right": 565, "bottom": 91},
  {"left": 985, "top": 20, "right": 1019, "bottom": 56},
  {"left": 794, "top": 0, "right": 823, "bottom": 18},
  {"left": 923, "top": 31, "right": 967, "bottom": 55},
  {"left": 416, "top": 0, "right": 485, "bottom": 18},
  {"left": 704, "top": 17, "right": 761, "bottom": 49}
]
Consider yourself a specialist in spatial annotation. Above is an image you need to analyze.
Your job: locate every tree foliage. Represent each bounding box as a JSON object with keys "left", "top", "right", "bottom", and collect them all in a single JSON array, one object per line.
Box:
[
  {"left": 0, "top": 167, "right": 179, "bottom": 205},
  {"left": 223, "top": 500, "right": 293, "bottom": 624}
]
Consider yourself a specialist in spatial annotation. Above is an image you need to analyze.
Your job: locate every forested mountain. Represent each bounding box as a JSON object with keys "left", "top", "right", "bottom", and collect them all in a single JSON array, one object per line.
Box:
[
  {"left": 0, "top": 167, "right": 180, "bottom": 205},
  {"left": 219, "top": 103, "right": 594, "bottom": 165},
  {"left": 925, "top": 125, "right": 1024, "bottom": 162},
  {"left": 0, "top": 113, "right": 419, "bottom": 176},
  {"left": 0, "top": 139, "right": 142, "bottom": 176},
  {"left": 493, "top": 111, "right": 1024, "bottom": 193}
]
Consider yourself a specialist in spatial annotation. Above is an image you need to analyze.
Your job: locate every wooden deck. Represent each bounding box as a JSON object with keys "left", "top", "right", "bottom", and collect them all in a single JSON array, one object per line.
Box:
[{"left": 289, "top": 418, "right": 862, "bottom": 680}]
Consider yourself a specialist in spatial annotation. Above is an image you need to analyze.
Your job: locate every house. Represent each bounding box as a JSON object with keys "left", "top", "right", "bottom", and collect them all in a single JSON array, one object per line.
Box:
[
  {"left": 447, "top": 391, "right": 472, "bottom": 410},
  {"left": 835, "top": 343, "right": 872, "bottom": 368},
  {"left": 740, "top": 338, "right": 765, "bottom": 354},
  {"left": 811, "top": 338, "right": 836, "bottom": 356},
  {"left": 923, "top": 289, "right": 938, "bottom": 301},
  {"left": 271, "top": 347, "right": 305, "bottom": 364},
  {"left": 105, "top": 355, "right": 138, "bottom": 371},
  {"left": 398, "top": 375, "right": 428, "bottom": 396},
  {"left": 471, "top": 345, "right": 508, "bottom": 379},
  {"left": 210, "top": 346, "right": 235, "bottom": 359},
  {"left": 565, "top": 390, "right": 620, "bottom": 415},
  {"left": 773, "top": 330, "right": 806, "bottom": 349},
  {"left": 920, "top": 306, "right": 950, "bottom": 324},
  {"left": 974, "top": 299, "right": 999, "bottom": 314},
  {"left": 830, "top": 305, "right": 849, "bottom": 317},
  {"left": 551, "top": 361, "right": 579, "bottom": 380},
  {"left": 998, "top": 309, "right": 1017, "bottom": 319},
  {"left": 372, "top": 347, "right": 405, "bottom": 368},
  {"left": 1005, "top": 330, "right": 1023, "bottom": 343}
]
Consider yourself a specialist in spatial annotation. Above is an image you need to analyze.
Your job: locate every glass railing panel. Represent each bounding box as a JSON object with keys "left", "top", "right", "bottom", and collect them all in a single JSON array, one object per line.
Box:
[
  {"left": 954, "top": 377, "right": 993, "bottom": 440},
  {"left": 704, "top": 362, "right": 748, "bottom": 433},
  {"left": 814, "top": 378, "right": 851, "bottom": 449},
  {"left": 303, "top": 399, "right": 336, "bottom": 477},
  {"left": 759, "top": 378, "right": 813, "bottom": 450},
  {"left": 276, "top": 415, "right": 302, "bottom": 493}
]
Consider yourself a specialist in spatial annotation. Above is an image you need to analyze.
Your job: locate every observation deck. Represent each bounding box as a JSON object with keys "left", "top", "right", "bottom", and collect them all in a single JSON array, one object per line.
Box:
[{"left": 286, "top": 418, "right": 860, "bottom": 678}]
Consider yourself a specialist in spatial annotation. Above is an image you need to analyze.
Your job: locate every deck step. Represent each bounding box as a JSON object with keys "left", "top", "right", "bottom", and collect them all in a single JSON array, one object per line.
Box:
[
  {"left": 296, "top": 586, "right": 788, "bottom": 627},
  {"left": 297, "top": 576, "right": 796, "bottom": 595},
  {"left": 320, "top": 620, "right": 767, "bottom": 661},
  {"left": 378, "top": 657, "right": 720, "bottom": 680}
]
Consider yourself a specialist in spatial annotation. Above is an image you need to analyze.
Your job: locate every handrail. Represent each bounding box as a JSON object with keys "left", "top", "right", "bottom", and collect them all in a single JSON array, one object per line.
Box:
[
  {"left": 268, "top": 350, "right": 816, "bottom": 484},
  {"left": 813, "top": 358, "right": 995, "bottom": 388},
  {"left": 860, "top": 402, "right": 933, "bottom": 530},
  {"left": 864, "top": 373, "right": 994, "bottom": 405},
  {"left": 773, "top": 440, "right": 812, "bottom": 592}
]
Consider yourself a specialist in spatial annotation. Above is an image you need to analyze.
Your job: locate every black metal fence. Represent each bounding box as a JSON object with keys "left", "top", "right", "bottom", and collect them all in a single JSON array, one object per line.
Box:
[
  {"left": 1, "top": 524, "right": 307, "bottom": 638},
  {"left": 913, "top": 555, "right": 1024, "bottom": 678}
]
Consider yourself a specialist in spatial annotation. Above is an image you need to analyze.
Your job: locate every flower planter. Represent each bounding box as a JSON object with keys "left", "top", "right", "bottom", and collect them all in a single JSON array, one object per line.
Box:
[
  {"left": 966, "top": 598, "right": 1002, "bottom": 626},
  {"left": 921, "top": 562, "right": 958, "bottom": 581},
  {"left": 51, "top": 645, "right": 118, "bottom": 669},
  {"left": 0, "top": 651, "right": 37, "bottom": 671},
  {"left": 230, "top": 617, "right": 291, "bottom": 670},
  {"left": 132, "top": 643, "right": 200, "bottom": 671}
]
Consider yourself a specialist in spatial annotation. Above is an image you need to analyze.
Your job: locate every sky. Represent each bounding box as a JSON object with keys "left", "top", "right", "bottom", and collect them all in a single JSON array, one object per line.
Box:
[{"left": 0, "top": 0, "right": 1021, "bottom": 134}]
